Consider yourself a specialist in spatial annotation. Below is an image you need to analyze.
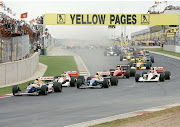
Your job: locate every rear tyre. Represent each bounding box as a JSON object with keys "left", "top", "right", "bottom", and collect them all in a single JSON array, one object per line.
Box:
[
  {"left": 12, "top": 85, "right": 21, "bottom": 96},
  {"left": 70, "top": 77, "right": 76, "bottom": 87},
  {"left": 146, "top": 62, "right": 151, "bottom": 69},
  {"left": 130, "top": 69, "right": 136, "bottom": 77},
  {"left": 40, "top": 85, "right": 48, "bottom": 95},
  {"left": 120, "top": 55, "right": 123, "bottom": 61},
  {"left": 109, "top": 69, "right": 115, "bottom": 71},
  {"left": 125, "top": 70, "right": 130, "bottom": 78},
  {"left": 135, "top": 74, "right": 140, "bottom": 82},
  {"left": 53, "top": 82, "right": 62, "bottom": 92},
  {"left": 165, "top": 71, "right": 171, "bottom": 80},
  {"left": 150, "top": 56, "right": 154, "bottom": 63},
  {"left": 110, "top": 76, "right": 118, "bottom": 86},
  {"left": 102, "top": 79, "right": 109, "bottom": 88},
  {"left": 78, "top": 76, "right": 85, "bottom": 83},
  {"left": 77, "top": 79, "right": 82, "bottom": 89},
  {"left": 159, "top": 73, "right": 165, "bottom": 82}
]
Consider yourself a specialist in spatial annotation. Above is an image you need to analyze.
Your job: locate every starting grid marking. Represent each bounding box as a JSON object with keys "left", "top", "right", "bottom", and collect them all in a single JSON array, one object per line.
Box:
[{"left": 79, "top": 71, "right": 89, "bottom": 76}]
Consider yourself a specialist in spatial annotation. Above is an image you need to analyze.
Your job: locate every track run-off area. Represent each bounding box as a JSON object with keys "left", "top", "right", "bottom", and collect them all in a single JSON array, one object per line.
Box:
[{"left": 0, "top": 47, "right": 180, "bottom": 127}]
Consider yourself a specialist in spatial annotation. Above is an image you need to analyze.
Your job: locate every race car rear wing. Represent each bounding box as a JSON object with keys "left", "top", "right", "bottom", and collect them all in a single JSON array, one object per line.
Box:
[
  {"left": 64, "top": 71, "right": 79, "bottom": 78},
  {"left": 39, "top": 77, "right": 54, "bottom": 81},
  {"left": 151, "top": 67, "right": 164, "bottom": 73},
  {"left": 97, "top": 72, "right": 111, "bottom": 77}
]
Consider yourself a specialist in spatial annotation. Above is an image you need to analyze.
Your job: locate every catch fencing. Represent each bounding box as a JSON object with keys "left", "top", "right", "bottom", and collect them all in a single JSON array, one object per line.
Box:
[{"left": 0, "top": 35, "right": 29, "bottom": 63}]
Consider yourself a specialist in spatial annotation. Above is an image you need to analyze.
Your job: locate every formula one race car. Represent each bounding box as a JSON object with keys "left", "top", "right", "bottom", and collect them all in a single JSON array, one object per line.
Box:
[
  {"left": 12, "top": 77, "right": 62, "bottom": 96},
  {"left": 54, "top": 71, "right": 78, "bottom": 87},
  {"left": 77, "top": 72, "right": 118, "bottom": 89},
  {"left": 136, "top": 54, "right": 154, "bottom": 63},
  {"left": 120, "top": 53, "right": 135, "bottom": 61},
  {"left": 135, "top": 49, "right": 150, "bottom": 56},
  {"left": 104, "top": 49, "right": 119, "bottom": 56},
  {"left": 110, "top": 64, "right": 136, "bottom": 78},
  {"left": 135, "top": 67, "right": 171, "bottom": 82},
  {"left": 129, "top": 58, "right": 152, "bottom": 70}
]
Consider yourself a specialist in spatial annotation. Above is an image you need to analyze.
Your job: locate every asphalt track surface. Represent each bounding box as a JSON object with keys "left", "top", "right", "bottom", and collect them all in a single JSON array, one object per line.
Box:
[{"left": 1, "top": 48, "right": 180, "bottom": 127}]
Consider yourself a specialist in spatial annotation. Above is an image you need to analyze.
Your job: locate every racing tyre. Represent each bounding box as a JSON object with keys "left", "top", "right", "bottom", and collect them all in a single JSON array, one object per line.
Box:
[
  {"left": 109, "top": 69, "right": 115, "bottom": 71},
  {"left": 40, "top": 85, "right": 48, "bottom": 95},
  {"left": 120, "top": 55, "right": 123, "bottom": 61},
  {"left": 135, "top": 74, "right": 140, "bottom": 82},
  {"left": 150, "top": 56, "right": 154, "bottom": 63},
  {"left": 142, "top": 71, "right": 147, "bottom": 76},
  {"left": 54, "top": 82, "right": 62, "bottom": 92},
  {"left": 102, "top": 79, "right": 109, "bottom": 88},
  {"left": 159, "top": 73, "right": 165, "bottom": 82},
  {"left": 78, "top": 76, "right": 85, "bottom": 83},
  {"left": 130, "top": 69, "right": 136, "bottom": 77},
  {"left": 129, "top": 61, "right": 134, "bottom": 67},
  {"left": 12, "top": 85, "right": 21, "bottom": 96},
  {"left": 146, "top": 62, "right": 151, "bottom": 69},
  {"left": 165, "top": 71, "right": 171, "bottom": 80},
  {"left": 70, "top": 77, "right": 76, "bottom": 87},
  {"left": 125, "top": 70, "right": 130, "bottom": 78},
  {"left": 77, "top": 79, "right": 82, "bottom": 89},
  {"left": 110, "top": 76, "right": 118, "bottom": 86}
]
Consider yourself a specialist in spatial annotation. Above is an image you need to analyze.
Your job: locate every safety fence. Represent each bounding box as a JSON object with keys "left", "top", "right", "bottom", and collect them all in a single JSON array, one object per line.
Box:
[{"left": 0, "top": 35, "right": 29, "bottom": 63}]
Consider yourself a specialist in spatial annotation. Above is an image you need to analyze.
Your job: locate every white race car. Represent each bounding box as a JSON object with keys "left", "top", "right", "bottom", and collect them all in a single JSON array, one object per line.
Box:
[
  {"left": 54, "top": 71, "right": 78, "bottom": 87},
  {"left": 135, "top": 67, "right": 171, "bottom": 82}
]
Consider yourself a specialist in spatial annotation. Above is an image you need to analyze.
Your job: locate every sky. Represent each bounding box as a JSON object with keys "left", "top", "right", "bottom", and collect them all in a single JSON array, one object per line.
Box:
[{"left": 1, "top": 0, "right": 180, "bottom": 40}]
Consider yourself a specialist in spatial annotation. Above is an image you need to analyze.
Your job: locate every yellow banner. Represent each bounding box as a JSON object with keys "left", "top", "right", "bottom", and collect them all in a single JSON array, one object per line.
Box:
[
  {"left": 167, "top": 33, "right": 175, "bottom": 37},
  {"left": 121, "top": 41, "right": 128, "bottom": 46},
  {"left": 45, "top": 14, "right": 179, "bottom": 25}
]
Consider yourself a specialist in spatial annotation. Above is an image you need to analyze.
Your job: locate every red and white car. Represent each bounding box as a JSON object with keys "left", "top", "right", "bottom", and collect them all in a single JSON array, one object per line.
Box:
[
  {"left": 135, "top": 67, "right": 171, "bottom": 82},
  {"left": 54, "top": 71, "right": 78, "bottom": 87}
]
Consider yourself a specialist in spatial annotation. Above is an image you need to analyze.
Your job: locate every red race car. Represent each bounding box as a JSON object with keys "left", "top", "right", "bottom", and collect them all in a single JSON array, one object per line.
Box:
[{"left": 109, "top": 65, "right": 136, "bottom": 78}]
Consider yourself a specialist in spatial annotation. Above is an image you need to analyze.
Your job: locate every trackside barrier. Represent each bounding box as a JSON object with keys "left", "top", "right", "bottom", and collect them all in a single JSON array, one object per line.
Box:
[{"left": 0, "top": 52, "right": 39, "bottom": 85}]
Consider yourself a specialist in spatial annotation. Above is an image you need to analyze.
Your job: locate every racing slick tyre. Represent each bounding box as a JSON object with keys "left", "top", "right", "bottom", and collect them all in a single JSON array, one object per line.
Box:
[
  {"left": 110, "top": 76, "right": 118, "bottom": 86},
  {"left": 150, "top": 56, "right": 154, "bottom": 63},
  {"left": 120, "top": 55, "right": 123, "bottom": 61},
  {"left": 130, "top": 69, "right": 136, "bottom": 77},
  {"left": 70, "top": 77, "right": 76, "bottom": 87},
  {"left": 102, "top": 79, "right": 109, "bottom": 88},
  {"left": 104, "top": 51, "right": 107, "bottom": 56},
  {"left": 109, "top": 69, "right": 115, "bottom": 71},
  {"left": 146, "top": 62, "right": 151, "bottom": 69},
  {"left": 12, "top": 85, "right": 21, "bottom": 96},
  {"left": 77, "top": 79, "right": 82, "bottom": 89},
  {"left": 125, "top": 70, "right": 130, "bottom": 78},
  {"left": 142, "top": 71, "right": 147, "bottom": 76},
  {"left": 165, "top": 71, "right": 171, "bottom": 80},
  {"left": 135, "top": 74, "right": 140, "bottom": 82},
  {"left": 78, "top": 76, "right": 85, "bottom": 83},
  {"left": 53, "top": 82, "right": 62, "bottom": 92},
  {"left": 159, "top": 73, "right": 165, "bottom": 82},
  {"left": 40, "top": 85, "right": 48, "bottom": 95},
  {"left": 129, "top": 61, "right": 134, "bottom": 67}
]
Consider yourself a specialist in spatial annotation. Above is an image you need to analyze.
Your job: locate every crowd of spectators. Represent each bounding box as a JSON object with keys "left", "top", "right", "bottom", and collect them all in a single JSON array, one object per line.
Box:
[{"left": 0, "top": 12, "right": 46, "bottom": 44}]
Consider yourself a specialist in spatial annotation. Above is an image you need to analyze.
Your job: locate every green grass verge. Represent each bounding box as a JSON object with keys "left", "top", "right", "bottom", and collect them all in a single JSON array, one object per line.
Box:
[
  {"left": 91, "top": 106, "right": 180, "bottom": 127},
  {"left": 0, "top": 56, "right": 78, "bottom": 95},
  {"left": 145, "top": 48, "right": 180, "bottom": 57}
]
